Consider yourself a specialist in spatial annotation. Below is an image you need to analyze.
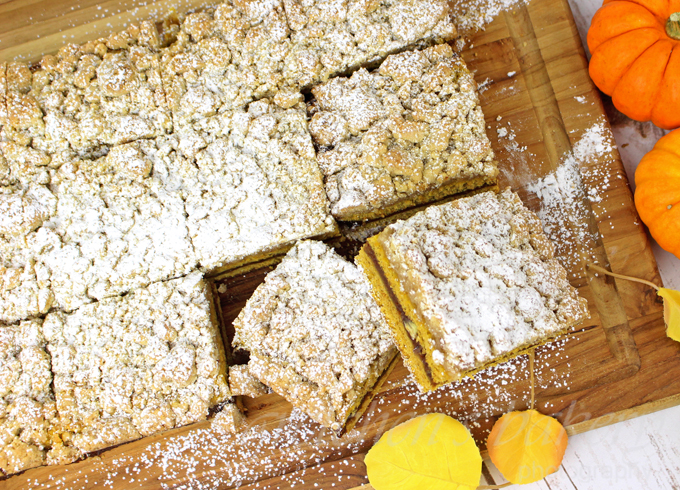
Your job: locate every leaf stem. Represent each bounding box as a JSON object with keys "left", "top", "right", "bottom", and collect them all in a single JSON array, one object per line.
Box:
[
  {"left": 478, "top": 483, "right": 513, "bottom": 489},
  {"left": 587, "top": 264, "right": 660, "bottom": 291}
]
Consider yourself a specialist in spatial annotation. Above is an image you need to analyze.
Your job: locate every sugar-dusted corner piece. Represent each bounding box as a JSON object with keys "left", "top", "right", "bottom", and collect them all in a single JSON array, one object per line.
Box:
[
  {"left": 309, "top": 44, "right": 497, "bottom": 221},
  {"left": 357, "top": 189, "right": 589, "bottom": 391},
  {"left": 43, "top": 273, "right": 230, "bottom": 453},
  {"left": 0, "top": 319, "right": 79, "bottom": 476},
  {"left": 163, "top": 98, "right": 338, "bottom": 274},
  {"left": 233, "top": 240, "right": 397, "bottom": 434},
  {"left": 228, "top": 364, "right": 269, "bottom": 398},
  {"left": 2, "top": 21, "right": 171, "bottom": 163}
]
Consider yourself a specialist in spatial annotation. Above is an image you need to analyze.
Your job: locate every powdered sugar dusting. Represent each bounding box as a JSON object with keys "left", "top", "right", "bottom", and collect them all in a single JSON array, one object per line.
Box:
[
  {"left": 377, "top": 190, "right": 588, "bottom": 381},
  {"left": 452, "top": 0, "right": 531, "bottom": 34},
  {"left": 233, "top": 241, "right": 395, "bottom": 431},
  {"left": 526, "top": 121, "right": 616, "bottom": 272}
]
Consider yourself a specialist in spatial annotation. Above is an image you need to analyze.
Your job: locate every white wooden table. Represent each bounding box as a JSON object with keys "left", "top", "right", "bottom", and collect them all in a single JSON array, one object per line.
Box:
[{"left": 500, "top": 1, "right": 680, "bottom": 488}]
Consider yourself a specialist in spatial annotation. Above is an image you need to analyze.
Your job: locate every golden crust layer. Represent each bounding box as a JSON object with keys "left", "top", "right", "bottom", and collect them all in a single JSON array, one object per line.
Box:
[{"left": 360, "top": 189, "right": 590, "bottom": 391}]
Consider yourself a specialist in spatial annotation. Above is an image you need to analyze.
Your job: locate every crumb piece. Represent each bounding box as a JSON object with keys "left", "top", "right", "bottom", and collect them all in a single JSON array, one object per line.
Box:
[
  {"left": 211, "top": 403, "right": 247, "bottom": 434},
  {"left": 0, "top": 319, "right": 59, "bottom": 475},
  {"left": 44, "top": 273, "right": 230, "bottom": 453},
  {"left": 361, "top": 189, "right": 589, "bottom": 391},
  {"left": 229, "top": 364, "right": 270, "bottom": 398}
]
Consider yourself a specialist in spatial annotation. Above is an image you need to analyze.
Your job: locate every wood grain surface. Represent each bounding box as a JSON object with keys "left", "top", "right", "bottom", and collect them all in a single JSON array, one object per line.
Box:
[{"left": 2, "top": 0, "right": 680, "bottom": 488}]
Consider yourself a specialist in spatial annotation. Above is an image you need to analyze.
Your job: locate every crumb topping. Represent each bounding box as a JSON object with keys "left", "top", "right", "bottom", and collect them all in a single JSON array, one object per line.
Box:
[
  {"left": 233, "top": 240, "right": 394, "bottom": 429},
  {"left": 377, "top": 189, "right": 589, "bottom": 376},
  {"left": 229, "top": 364, "right": 270, "bottom": 398},
  {"left": 4, "top": 22, "right": 171, "bottom": 161},
  {"left": 1, "top": 99, "right": 335, "bottom": 321},
  {"left": 159, "top": 0, "right": 456, "bottom": 124},
  {"left": 309, "top": 44, "right": 496, "bottom": 219},
  {"left": 43, "top": 273, "right": 230, "bottom": 453},
  {"left": 0, "top": 320, "right": 60, "bottom": 475},
  {"left": 163, "top": 100, "right": 336, "bottom": 272},
  {"left": 283, "top": 0, "right": 456, "bottom": 90}
]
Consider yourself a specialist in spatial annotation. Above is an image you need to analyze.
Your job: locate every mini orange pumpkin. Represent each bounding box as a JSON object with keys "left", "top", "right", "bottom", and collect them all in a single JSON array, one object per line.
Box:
[
  {"left": 588, "top": 0, "right": 680, "bottom": 129},
  {"left": 635, "top": 129, "right": 680, "bottom": 258}
]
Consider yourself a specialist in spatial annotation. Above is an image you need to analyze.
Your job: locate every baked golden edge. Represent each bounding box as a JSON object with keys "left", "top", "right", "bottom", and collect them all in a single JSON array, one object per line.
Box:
[
  {"left": 250, "top": 347, "right": 398, "bottom": 436},
  {"left": 339, "top": 351, "right": 399, "bottom": 436},
  {"left": 357, "top": 239, "right": 444, "bottom": 391},
  {"left": 358, "top": 237, "right": 589, "bottom": 392},
  {"left": 334, "top": 172, "right": 498, "bottom": 222},
  {"left": 208, "top": 225, "right": 340, "bottom": 280}
]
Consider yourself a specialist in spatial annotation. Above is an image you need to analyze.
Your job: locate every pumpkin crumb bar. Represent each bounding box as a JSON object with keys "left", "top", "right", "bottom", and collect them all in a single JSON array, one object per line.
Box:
[
  {"left": 168, "top": 99, "right": 338, "bottom": 274},
  {"left": 357, "top": 189, "right": 589, "bottom": 391},
  {"left": 44, "top": 273, "right": 232, "bottom": 455},
  {"left": 4, "top": 22, "right": 171, "bottom": 162},
  {"left": 0, "top": 319, "right": 77, "bottom": 476},
  {"left": 233, "top": 240, "right": 397, "bottom": 434},
  {"left": 309, "top": 44, "right": 497, "bottom": 221}
]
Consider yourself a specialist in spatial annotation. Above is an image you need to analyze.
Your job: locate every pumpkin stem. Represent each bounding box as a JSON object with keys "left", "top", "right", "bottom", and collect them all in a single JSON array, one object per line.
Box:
[
  {"left": 478, "top": 483, "right": 512, "bottom": 489},
  {"left": 667, "top": 12, "right": 680, "bottom": 40},
  {"left": 587, "top": 264, "right": 660, "bottom": 291}
]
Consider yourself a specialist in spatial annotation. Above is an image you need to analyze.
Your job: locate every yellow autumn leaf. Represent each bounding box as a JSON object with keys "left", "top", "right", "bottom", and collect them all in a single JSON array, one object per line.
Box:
[
  {"left": 365, "top": 413, "right": 482, "bottom": 490},
  {"left": 487, "top": 409, "right": 568, "bottom": 484},
  {"left": 658, "top": 288, "right": 680, "bottom": 343}
]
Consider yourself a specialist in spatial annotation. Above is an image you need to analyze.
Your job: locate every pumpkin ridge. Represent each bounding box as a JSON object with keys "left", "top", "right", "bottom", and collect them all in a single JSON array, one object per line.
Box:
[
  {"left": 587, "top": 2, "right": 664, "bottom": 51},
  {"left": 591, "top": 32, "right": 664, "bottom": 95},
  {"left": 652, "top": 45, "right": 676, "bottom": 107},
  {"left": 614, "top": 0, "right": 670, "bottom": 24},
  {"left": 594, "top": 25, "right": 665, "bottom": 46},
  {"left": 609, "top": 38, "right": 665, "bottom": 96}
]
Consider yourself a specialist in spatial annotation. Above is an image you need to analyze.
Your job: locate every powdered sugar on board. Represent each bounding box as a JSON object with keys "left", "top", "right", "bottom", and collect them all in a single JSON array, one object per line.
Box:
[
  {"left": 452, "top": 0, "right": 531, "bottom": 34},
  {"left": 526, "top": 120, "right": 617, "bottom": 273},
  {"left": 21, "top": 408, "right": 372, "bottom": 489}
]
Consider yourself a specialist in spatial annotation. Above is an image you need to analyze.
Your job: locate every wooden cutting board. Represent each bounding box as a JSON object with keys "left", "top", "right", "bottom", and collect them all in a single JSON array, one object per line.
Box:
[{"left": 2, "top": 0, "right": 680, "bottom": 488}]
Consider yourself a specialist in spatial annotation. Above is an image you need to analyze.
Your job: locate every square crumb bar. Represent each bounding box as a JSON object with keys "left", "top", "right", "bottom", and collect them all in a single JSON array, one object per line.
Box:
[
  {"left": 159, "top": 98, "right": 337, "bottom": 274},
  {"left": 233, "top": 240, "right": 397, "bottom": 434},
  {"left": 0, "top": 319, "right": 78, "bottom": 476},
  {"left": 309, "top": 44, "right": 497, "bottom": 221},
  {"left": 357, "top": 189, "right": 589, "bottom": 391},
  {"left": 0, "top": 179, "right": 57, "bottom": 323},
  {"left": 160, "top": 5, "right": 296, "bottom": 123},
  {"left": 40, "top": 143, "right": 196, "bottom": 312},
  {"left": 3, "top": 22, "right": 171, "bottom": 161},
  {"left": 43, "top": 273, "right": 231, "bottom": 454}
]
